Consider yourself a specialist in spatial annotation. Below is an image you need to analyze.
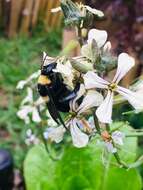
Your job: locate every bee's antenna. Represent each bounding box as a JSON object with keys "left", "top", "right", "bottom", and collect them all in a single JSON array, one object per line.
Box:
[{"left": 41, "top": 52, "right": 47, "bottom": 70}]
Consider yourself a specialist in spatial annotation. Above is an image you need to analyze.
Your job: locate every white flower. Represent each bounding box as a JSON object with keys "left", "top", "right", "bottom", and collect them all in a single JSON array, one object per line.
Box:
[
  {"left": 53, "top": 60, "right": 74, "bottom": 89},
  {"left": 103, "top": 130, "right": 124, "bottom": 153},
  {"left": 21, "top": 87, "right": 33, "bottom": 105},
  {"left": 16, "top": 70, "right": 40, "bottom": 89},
  {"left": 85, "top": 5, "right": 104, "bottom": 17},
  {"left": 111, "top": 131, "right": 124, "bottom": 146},
  {"left": 17, "top": 88, "right": 41, "bottom": 123},
  {"left": 67, "top": 84, "right": 103, "bottom": 148},
  {"left": 105, "top": 142, "right": 117, "bottom": 153},
  {"left": 25, "top": 129, "right": 39, "bottom": 145},
  {"left": 44, "top": 126, "right": 66, "bottom": 143},
  {"left": 16, "top": 80, "right": 27, "bottom": 89},
  {"left": 84, "top": 53, "right": 143, "bottom": 123},
  {"left": 69, "top": 119, "right": 89, "bottom": 148},
  {"left": 17, "top": 105, "right": 41, "bottom": 124},
  {"left": 87, "top": 29, "right": 108, "bottom": 48},
  {"left": 81, "top": 29, "right": 111, "bottom": 61},
  {"left": 17, "top": 105, "right": 32, "bottom": 124}
]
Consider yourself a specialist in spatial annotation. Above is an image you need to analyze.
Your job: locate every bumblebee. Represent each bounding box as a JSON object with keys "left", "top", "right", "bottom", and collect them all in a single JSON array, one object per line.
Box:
[{"left": 38, "top": 55, "right": 78, "bottom": 126}]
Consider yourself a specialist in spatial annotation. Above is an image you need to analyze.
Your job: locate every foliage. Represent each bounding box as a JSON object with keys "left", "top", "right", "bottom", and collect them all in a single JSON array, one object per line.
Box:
[{"left": 24, "top": 123, "right": 142, "bottom": 190}]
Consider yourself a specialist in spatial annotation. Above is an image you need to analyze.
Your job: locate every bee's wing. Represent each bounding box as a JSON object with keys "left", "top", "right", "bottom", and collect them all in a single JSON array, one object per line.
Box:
[
  {"left": 47, "top": 89, "right": 67, "bottom": 130},
  {"left": 47, "top": 101, "right": 60, "bottom": 125}
]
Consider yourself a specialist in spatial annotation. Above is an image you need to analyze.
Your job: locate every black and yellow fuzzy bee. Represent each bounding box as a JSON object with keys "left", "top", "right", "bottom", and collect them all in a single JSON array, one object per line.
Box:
[{"left": 38, "top": 54, "right": 79, "bottom": 125}]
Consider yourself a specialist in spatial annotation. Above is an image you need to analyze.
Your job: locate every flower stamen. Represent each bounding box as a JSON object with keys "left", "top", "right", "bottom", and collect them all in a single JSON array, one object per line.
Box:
[{"left": 108, "top": 83, "right": 117, "bottom": 91}]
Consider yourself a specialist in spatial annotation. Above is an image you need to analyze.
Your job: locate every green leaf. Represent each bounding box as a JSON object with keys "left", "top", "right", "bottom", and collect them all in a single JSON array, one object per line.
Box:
[
  {"left": 24, "top": 144, "right": 57, "bottom": 190},
  {"left": 103, "top": 167, "right": 142, "bottom": 190},
  {"left": 24, "top": 123, "right": 142, "bottom": 190}
]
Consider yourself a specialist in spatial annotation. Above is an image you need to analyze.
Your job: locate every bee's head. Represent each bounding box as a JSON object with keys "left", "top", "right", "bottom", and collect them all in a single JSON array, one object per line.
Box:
[{"left": 41, "top": 63, "right": 57, "bottom": 75}]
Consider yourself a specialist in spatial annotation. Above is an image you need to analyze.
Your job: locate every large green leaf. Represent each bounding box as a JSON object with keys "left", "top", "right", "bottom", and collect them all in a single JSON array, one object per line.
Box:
[
  {"left": 24, "top": 123, "right": 142, "bottom": 190},
  {"left": 24, "top": 145, "right": 57, "bottom": 190}
]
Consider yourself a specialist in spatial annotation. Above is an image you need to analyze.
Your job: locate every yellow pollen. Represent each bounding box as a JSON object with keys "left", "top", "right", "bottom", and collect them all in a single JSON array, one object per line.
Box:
[{"left": 108, "top": 83, "right": 117, "bottom": 91}]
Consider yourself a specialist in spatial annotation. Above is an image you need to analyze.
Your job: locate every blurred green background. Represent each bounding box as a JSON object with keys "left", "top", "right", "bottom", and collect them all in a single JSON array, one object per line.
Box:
[{"left": 0, "top": 29, "right": 62, "bottom": 168}]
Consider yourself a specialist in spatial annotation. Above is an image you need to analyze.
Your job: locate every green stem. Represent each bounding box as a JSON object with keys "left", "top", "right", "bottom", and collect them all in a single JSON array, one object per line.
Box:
[
  {"left": 77, "top": 27, "right": 84, "bottom": 46},
  {"left": 114, "top": 152, "right": 128, "bottom": 169},
  {"left": 128, "top": 155, "right": 143, "bottom": 169},
  {"left": 39, "top": 123, "right": 59, "bottom": 161},
  {"left": 126, "top": 132, "right": 143, "bottom": 137},
  {"left": 93, "top": 111, "right": 101, "bottom": 135},
  {"left": 106, "top": 125, "right": 128, "bottom": 169}
]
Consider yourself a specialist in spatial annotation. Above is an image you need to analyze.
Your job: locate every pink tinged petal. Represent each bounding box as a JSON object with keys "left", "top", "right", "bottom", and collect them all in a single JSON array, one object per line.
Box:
[
  {"left": 77, "top": 90, "right": 103, "bottom": 114},
  {"left": 96, "top": 91, "right": 114, "bottom": 123},
  {"left": 88, "top": 29, "right": 108, "bottom": 48},
  {"left": 113, "top": 53, "right": 135, "bottom": 83},
  {"left": 83, "top": 71, "right": 109, "bottom": 90},
  {"left": 117, "top": 86, "right": 143, "bottom": 110},
  {"left": 112, "top": 131, "right": 124, "bottom": 146},
  {"left": 17, "top": 105, "right": 32, "bottom": 119},
  {"left": 105, "top": 142, "right": 117, "bottom": 153},
  {"left": 32, "top": 107, "right": 41, "bottom": 123},
  {"left": 70, "top": 119, "right": 89, "bottom": 148},
  {"left": 17, "top": 105, "right": 32, "bottom": 124}
]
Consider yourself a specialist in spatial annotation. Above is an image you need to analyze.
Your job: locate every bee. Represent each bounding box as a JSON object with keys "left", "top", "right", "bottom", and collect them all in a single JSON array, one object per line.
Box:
[{"left": 37, "top": 53, "right": 79, "bottom": 126}]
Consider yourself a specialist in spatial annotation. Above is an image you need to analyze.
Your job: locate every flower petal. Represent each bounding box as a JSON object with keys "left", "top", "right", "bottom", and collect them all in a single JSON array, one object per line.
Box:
[
  {"left": 17, "top": 105, "right": 32, "bottom": 123},
  {"left": 16, "top": 80, "right": 27, "bottom": 89},
  {"left": 26, "top": 129, "right": 32, "bottom": 137},
  {"left": 21, "top": 87, "right": 33, "bottom": 105},
  {"left": 112, "top": 131, "right": 124, "bottom": 146},
  {"left": 88, "top": 29, "right": 108, "bottom": 48},
  {"left": 113, "top": 53, "right": 135, "bottom": 83},
  {"left": 85, "top": 5, "right": 104, "bottom": 17},
  {"left": 96, "top": 91, "right": 113, "bottom": 123},
  {"left": 105, "top": 142, "right": 117, "bottom": 153},
  {"left": 44, "top": 126, "right": 65, "bottom": 143},
  {"left": 84, "top": 71, "right": 109, "bottom": 90},
  {"left": 77, "top": 90, "right": 103, "bottom": 114},
  {"left": 28, "top": 70, "right": 41, "bottom": 81},
  {"left": 32, "top": 107, "right": 41, "bottom": 123},
  {"left": 117, "top": 86, "right": 143, "bottom": 110},
  {"left": 70, "top": 119, "right": 89, "bottom": 148},
  {"left": 51, "top": 7, "right": 61, "bottom": 13},
  {"left": 70, "top": 84, "right": 85, "bottom": 112},
  {"left": 103, "top": 41, "right": 111, "bottom": 53},
  {"left": 53, "top": 61, "right": 72, "bottom": 76}
]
